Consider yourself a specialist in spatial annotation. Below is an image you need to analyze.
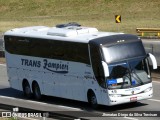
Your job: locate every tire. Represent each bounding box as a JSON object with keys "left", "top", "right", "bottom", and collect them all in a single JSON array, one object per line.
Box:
[
  {"left": 33, "top": 82, "right": 42, "bottom": 100},
  {"left": 131, "top": 101, "right": 138, "bottom": 105},
  {"left": 23, "top": 81, "right": 32, "bottom": 98},
  {"left": 88, "top": 92, "right": 98, "bottom": 109}
]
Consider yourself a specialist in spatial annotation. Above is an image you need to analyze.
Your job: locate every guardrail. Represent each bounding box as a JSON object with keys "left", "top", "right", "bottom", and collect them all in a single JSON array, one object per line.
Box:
[{"left": 136, "top": 28, "right": 160, "bottom": 37}]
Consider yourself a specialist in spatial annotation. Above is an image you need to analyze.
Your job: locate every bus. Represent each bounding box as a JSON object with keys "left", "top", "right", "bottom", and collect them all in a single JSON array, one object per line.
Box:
[{"left": 4, "top": 23, "right": 157, "bottom": 108}]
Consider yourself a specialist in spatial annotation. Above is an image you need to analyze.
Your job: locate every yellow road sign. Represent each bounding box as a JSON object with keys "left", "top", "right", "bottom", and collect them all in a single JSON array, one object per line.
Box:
[{"left": 115, "top": 15, "right": 121, "bottom": 23}]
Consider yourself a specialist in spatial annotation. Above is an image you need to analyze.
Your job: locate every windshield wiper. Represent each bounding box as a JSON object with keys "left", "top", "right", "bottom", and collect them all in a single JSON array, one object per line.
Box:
[
  {"left": 130, "top": 69, "right": 144, "bottom": 85},
  {"left": 121, "top": 68, "right": 130, "bottom": 88}
]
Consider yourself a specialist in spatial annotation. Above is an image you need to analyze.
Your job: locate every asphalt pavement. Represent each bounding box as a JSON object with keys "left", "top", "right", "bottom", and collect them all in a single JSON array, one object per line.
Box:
[{"left": 0, "top": 65, "right": 160, "bottom": 120}]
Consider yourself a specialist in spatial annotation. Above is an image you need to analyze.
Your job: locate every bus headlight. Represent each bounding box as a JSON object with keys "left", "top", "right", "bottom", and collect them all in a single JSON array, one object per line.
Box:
[
  {"left": 144, "top": 87, "right": 152, "bottom": 92},
  {"left": 109, "top": 94, "right": 122, "bottom": 97}
]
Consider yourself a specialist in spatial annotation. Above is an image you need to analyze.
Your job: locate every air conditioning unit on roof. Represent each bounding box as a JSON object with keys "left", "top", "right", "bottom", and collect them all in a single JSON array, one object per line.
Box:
[{"left": 47, "top": 22, "right": 98, "bottom": 37}]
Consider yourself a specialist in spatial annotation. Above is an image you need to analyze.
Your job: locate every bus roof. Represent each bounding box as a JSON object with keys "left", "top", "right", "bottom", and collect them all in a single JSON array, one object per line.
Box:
[
  {"left": 4, "top": 25, "right": 125, "bottom": 43},
  {"left": 90, "top": 34, "right": 140, "bottom": 46}
]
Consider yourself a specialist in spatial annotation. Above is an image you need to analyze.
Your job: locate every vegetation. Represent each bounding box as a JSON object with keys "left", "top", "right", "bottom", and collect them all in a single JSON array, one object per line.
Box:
[{"left": 0, "top": 0, "right": 159, "bottom": 34}]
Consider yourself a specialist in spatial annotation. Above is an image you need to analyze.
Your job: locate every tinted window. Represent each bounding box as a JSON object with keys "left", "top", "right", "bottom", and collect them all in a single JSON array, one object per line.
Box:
[
  {"left": 4, "top": 36, "right": 90, "bottom": 64},
  {"left": 5, "top": 37, "right": 30, "bottom": 55},
  {"left": 90, "top": 44, "right": 105, "bottom": 88},
  {"left": 102, "top": 41, "right": 146, "bottom": 63}
]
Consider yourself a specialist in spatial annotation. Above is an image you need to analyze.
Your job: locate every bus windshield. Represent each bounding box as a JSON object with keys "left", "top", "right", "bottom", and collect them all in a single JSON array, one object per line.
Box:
[
  {"left": 102, "top": 41, "right": 146, "bottom": 63},
  {"left": 106, "top": 57, "right": 151, "bottom": 89}
]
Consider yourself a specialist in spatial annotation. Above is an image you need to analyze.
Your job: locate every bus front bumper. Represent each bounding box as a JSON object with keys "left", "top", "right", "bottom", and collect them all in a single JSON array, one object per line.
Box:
[{"left": 107, "top": 90, "right": 153, "bottom": 106}]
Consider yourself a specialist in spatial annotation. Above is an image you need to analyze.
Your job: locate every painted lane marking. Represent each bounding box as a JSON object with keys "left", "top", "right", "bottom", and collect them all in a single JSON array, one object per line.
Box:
[
  {"left": 58, "top": 105, "right": 81, "bottom": 110},
  {"left": 152, "top": 81, "right": 160, "bottom": 84},
  {"left": 148, "top": 99, "right": 160, "bottom": 102},
  {"left": 123, "top": 116, "right": 139, "bottom": 120},
  {"left": 0, "top": 95, "right": 81, "bottom": 111},
  {"left": 18, "top": 117, "right": 39, "bottom": 120},
  {"left": 0, "top": 64, "right": 6, "bottom": 66},
  {"left": 0, "top": 95, "right": 48, "bottom": 105}
]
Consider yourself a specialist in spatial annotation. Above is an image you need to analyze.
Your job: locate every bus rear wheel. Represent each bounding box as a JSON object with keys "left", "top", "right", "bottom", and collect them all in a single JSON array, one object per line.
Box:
[
  {"left": 23, "top": 81, "right": 32, "bottom": 98},
  {"left": 33, "top": 82, "right": 42, "bottom": 100},
  {"left": 88, "top": 91, "right": 98, "bottom": 109}
]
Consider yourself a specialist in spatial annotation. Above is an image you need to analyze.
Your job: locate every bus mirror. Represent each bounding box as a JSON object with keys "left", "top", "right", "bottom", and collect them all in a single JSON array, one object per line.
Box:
[
  {"left": 148, "top": 53, "right": 157, "bottom": 69},
  {"left": 102, "top": 61, "right": 109, "bottom": 77}
]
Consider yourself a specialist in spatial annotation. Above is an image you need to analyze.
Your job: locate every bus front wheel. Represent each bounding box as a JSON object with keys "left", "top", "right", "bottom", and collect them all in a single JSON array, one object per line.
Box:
[
  {"left": 32, "top": 82, "right": 42, "bottom": 100},
  {"left": 88, "top": 91, "right": 98, "bottom": 109}
]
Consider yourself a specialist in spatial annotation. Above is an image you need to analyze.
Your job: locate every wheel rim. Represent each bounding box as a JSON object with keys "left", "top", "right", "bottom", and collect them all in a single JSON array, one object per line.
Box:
[
  {"left": 35, "top": 86, "right": 40, "bottom": 97},
  {"left": 25, "top": 85, "right": 30, "bottom": 95},
  {"left": 91, "top": 95, "right": 97, "bottom": 105},
  {"left": 34, "top": 84, "right": 41, "bottom": 99}
]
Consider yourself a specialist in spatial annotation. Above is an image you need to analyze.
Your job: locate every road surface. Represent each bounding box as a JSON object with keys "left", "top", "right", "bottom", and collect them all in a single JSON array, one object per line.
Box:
[{"left": 0, "top": 65, "right": 160, "bottom": 120}]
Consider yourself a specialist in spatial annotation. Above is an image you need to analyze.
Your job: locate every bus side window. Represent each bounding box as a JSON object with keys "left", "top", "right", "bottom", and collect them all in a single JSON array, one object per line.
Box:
[
  {"left": 50, "top": 41, "right": 65, "bottom": 59},
  {"left": 4, "top": 36, "right": 14, "bottom": 54},
  {"left": 5, "top": 36, "right": 30, "bottom": 55},
  {"left": 90, "top": 45, "right": 105, "bottom": 88}
]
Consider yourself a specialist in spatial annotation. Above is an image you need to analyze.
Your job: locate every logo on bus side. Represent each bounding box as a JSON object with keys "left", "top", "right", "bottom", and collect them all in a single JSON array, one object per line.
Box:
[
  {"left": 43, "top": 59, "right": 68, "bottom": 73},
  {"left": 21, "top": 58, "right": 69, "bottom": 74}
]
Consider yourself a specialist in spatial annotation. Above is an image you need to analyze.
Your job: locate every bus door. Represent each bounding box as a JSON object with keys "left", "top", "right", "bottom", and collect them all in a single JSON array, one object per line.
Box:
[{"left": 89, "top": 45, "right": 107, "bottom": 103}]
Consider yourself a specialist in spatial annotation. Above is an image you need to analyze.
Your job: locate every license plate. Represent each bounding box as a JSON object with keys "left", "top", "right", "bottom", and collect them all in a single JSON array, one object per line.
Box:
[{"left": 130, "top": 97, "right": 137, "bottom": 101}]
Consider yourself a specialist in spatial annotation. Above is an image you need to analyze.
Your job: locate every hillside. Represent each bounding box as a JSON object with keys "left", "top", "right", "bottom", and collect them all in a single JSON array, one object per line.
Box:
[{"left": 0, "top": 0, "right": 160, "bottom": 34}]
